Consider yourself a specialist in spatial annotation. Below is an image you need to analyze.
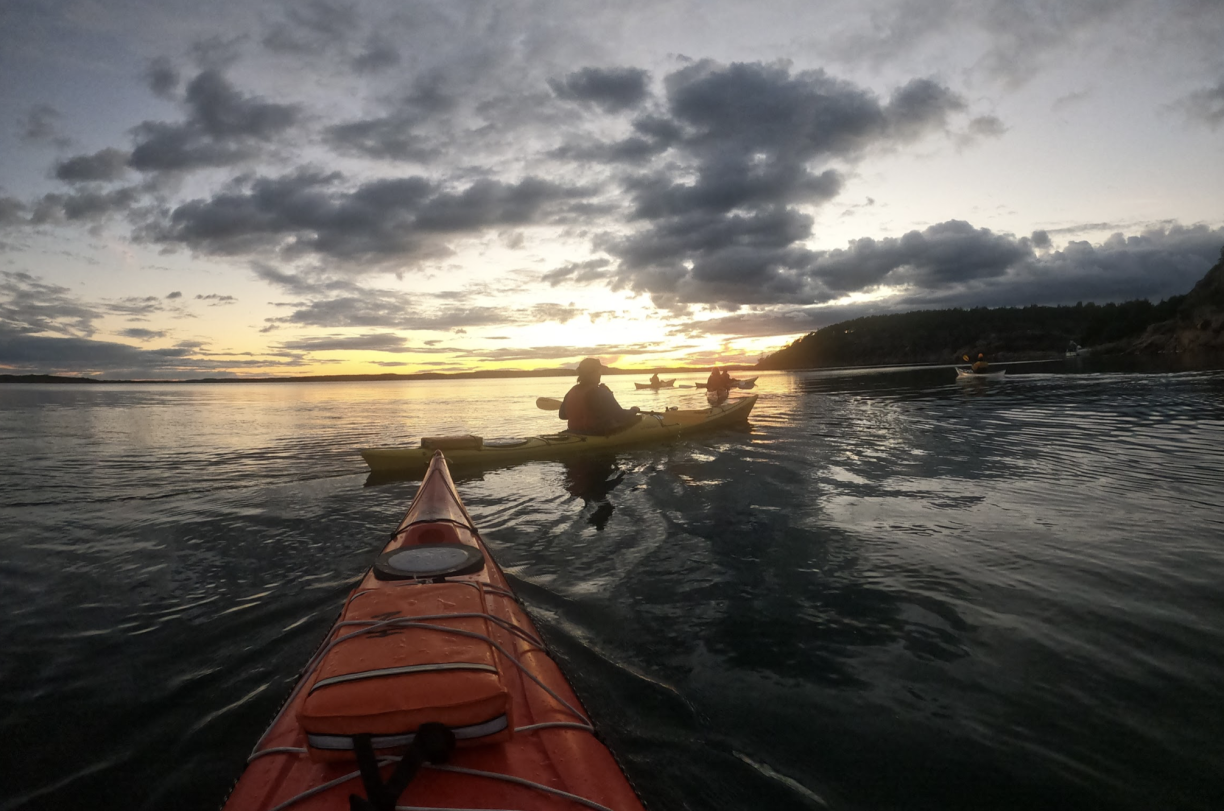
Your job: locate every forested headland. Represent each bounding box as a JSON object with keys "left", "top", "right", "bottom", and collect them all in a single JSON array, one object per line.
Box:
[{"left": 758, "top": 248, "right": 1224, "bottom": 370}]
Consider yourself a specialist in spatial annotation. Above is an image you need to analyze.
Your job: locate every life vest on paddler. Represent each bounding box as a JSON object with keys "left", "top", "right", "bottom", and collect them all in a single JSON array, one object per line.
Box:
[{"left": 562, "top": 383, "right": 599, "bottom": 433}]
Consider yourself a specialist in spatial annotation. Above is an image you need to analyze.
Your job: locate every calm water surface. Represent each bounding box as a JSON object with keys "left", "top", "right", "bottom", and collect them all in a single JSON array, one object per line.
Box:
[{"left": 1, "top": 364, "right": 1222, "bottom": 810}]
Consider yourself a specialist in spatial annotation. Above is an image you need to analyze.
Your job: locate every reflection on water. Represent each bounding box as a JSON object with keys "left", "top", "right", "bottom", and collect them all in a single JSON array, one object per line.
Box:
[
  {"left": 2, "top": 362, "right": 1223, "bottom": 810},
  {"left": 562, "top": 454, "right": 626, "bottom": 530}
]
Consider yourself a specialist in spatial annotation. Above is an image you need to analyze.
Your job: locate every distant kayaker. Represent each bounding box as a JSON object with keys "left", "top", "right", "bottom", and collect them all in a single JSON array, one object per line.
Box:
[
  {"left": 720, "top": 369, "right": 733, "bottom": 389},
  {"left": 972, "top": 353, "right": 990, "bottom": 373},
  {"left": 560, "top": 358, "right": 640, "bottom": 435},
  {"left": 649, "top": 372, "right": 661, "bottom": 386}
]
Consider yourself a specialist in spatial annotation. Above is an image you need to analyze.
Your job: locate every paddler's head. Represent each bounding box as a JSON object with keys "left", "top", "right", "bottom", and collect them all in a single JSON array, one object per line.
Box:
[
  {"left": 978, "top": 353, "right": 984, "bottom": 359},
  {"left": 577, "top": 357, "right": 603, "bottom": 384}
]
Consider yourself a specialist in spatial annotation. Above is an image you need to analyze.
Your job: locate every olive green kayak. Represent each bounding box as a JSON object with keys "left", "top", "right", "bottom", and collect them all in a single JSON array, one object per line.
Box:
[{"left": 361, "top": 394, "right": 758, "bottom": 474}]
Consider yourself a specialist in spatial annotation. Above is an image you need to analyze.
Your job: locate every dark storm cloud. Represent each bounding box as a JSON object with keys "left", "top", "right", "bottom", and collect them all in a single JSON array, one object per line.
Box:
[
  {"left": 54, "top": 148, "right": 131, "bottom": 183},
  {"left": 0, "top": 271, "right": 100, "bottom": 337},
  {"left": 811, "top": 220, "right": 1031, "bottom": 294},
  {"left": 550, "top": 67, "right": 651, "bottom": 112},
  {"left": 933, "top": 224, "right": 1224, "bottom": 307},
  {"left": 128, "top": 70, "right": 302, "bottom": 172},
  {"left": 570, "top": 61, "right": 971, "bottom": 308},
  {"left": 145, "top": 56, "right": 181, "bottom": 99},
  {"left": 146, "top": 170, "right": 592, "bottom": 265}
]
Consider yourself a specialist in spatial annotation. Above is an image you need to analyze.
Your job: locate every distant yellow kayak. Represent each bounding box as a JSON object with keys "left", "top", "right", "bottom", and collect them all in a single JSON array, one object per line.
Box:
[{"left": 361, "top": 394, "right": 758, "bottom": 474}]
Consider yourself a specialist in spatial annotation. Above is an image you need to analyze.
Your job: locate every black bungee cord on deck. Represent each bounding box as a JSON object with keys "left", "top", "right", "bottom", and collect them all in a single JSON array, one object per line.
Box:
[{"left": 348, "top": 722, "right": 455, "bottom": 811}]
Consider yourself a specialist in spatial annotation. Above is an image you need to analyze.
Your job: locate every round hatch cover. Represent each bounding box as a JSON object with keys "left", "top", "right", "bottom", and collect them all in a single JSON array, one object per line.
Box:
[{"left": 373, "top": 543, "right": 485, "bottom": 580}]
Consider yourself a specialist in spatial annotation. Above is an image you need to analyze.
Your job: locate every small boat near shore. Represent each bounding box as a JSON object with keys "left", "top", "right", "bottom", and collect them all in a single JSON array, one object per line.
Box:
[
  {"left": 956, "top": 368, "right": 1007, "bottom": 380},
  {"left": 634, "top": 378, "right": 675, "bottom": 389},
  {"left": 694, "top": 376, "right": 758, "bottom": 390}
]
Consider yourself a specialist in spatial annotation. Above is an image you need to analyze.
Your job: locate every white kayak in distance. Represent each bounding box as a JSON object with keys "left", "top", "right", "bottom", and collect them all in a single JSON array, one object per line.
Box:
[
  {"left": 635, "top": 379, "right": 676, "bottom": 389},
  {"left": 694, "top": 376, "right": 758, "bottom": 389},
  {"left": 956, "top": 368, "right": 1007, "bottom": 380}
]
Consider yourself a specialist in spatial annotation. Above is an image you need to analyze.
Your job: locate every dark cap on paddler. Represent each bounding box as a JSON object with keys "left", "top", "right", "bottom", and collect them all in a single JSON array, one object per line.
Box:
[{"left": 576, "top": 357, "right": 604, "bottom": 380}]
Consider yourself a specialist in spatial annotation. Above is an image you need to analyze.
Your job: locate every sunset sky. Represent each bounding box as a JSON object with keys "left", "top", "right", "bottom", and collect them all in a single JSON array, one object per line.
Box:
[{"left": 2, "top": 0, "right": 1223, "bottom": 378}]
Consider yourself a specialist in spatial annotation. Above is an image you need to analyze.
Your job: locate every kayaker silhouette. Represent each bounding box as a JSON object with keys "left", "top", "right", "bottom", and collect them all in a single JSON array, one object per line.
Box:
[
  {"left": 649, "top": 372, "right": 661, "bottom": 385},
  {"left": 559, "top": 358, "right": 640, "bottom": 435},
  {"left": 706, "top": 366, "right": 731, "bottom": 391},
  {"left": 972, "top": 353, "right": 990, "bottom": 374}
]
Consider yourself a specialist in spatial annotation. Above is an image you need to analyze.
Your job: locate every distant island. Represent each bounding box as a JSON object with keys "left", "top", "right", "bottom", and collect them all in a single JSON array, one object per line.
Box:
[{"left": 758, "top": 247, "right": 1224, "bottom": 370}]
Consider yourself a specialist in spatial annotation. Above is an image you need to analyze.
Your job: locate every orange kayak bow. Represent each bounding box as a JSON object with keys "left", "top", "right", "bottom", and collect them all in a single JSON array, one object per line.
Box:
[{"left": 222, "top": 451, "right": 646, "bottom": 811}]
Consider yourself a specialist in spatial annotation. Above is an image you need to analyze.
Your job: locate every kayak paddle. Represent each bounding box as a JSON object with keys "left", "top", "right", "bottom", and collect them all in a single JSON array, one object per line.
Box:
[{"left": 535, "top": 397, "right": 672, "bottom": 417}]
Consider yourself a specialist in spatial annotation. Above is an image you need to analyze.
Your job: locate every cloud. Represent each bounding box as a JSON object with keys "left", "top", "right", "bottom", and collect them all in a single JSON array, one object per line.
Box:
[
  {"left": 959, "top": 115, "right": 1007, "bottom": 146},
  {"left": 542, "top": 258, "right": 613, "bottom": 286},
  {"left": 145, "top": 56, "right": 180, "bottom": 99},
  {"left": 811, "top": 220, "right": 1031, "bottom": 295},
  {"left": 352, "top": 35, "right": 400, "bottom": 73},
  {"left": 128, "top": 70, "right": 302, "bottom": 172},
  {"left": 583, "top": 61, "right": 970, "bottom": 308},
  {"left": 0, "top": 331, "right": 308, "bottom": 378},
  {"left": 324, "top": 80, "right": 455, "bottom": 162},
  {"left": 195, "top": 293, "right": 237, "bottom": 305},
  {"left": 54, "top": 148, "right": 131, "bottom": 183},
  {"left": 275, "top": 332, "right": 412, "bottom": 353},
  {"left": 145, "top": 169, "right": 592, "bottom": 266},
  {"left": 0, "top": 271, "right": 101, "bottom": 337},
  {"left": 670, "top": 222, "right": 1224, "bottom": 339},
  {"left": 29, "top": 186, "right": 142, "bottom": 225},
  {"left": 0, "top": 198, "right": 27, "bottom": 227},
  {"left": 120, "top": 327, "right": 167, "bottom": 341},
  {"left": 166, "top": 291, "right": 182, "bottom": 299},
  {"left": 550, "top": 67, "right": 651, "bottom": 112},
  {"left": 530, "top": 303, "right": 584, "bottom": 323},
  {"left": 451, "top": 343, "right": 662, "bottom": 363},
  {"left": 264, "top": 292, "right": 516, "bottom": 331},
  {"left": 106, "top": 295, "right": 165, "bottom": 319},
  {"left": 262, "top": 0, "right": 360, "bottom": 55},
  {"left": 20, "top": 104, "right": 71, "bottom": 148},
  {"left": 1174, "top": 79, "right": 1224, "bottom": 128}
]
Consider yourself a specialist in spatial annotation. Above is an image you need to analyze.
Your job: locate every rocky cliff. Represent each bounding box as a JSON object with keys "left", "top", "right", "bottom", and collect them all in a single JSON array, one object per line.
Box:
[{"left": 1127, "top": 248, "right": 1224, "bottom": 354}]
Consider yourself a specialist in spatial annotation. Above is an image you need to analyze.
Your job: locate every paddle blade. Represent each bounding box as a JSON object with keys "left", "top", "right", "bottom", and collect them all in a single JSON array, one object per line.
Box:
[{"left": 536, "top": 397, "right": 563, "bottom": 411}]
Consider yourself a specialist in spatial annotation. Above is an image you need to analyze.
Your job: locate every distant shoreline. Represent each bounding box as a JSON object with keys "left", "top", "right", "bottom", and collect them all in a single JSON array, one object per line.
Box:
[{"left": 0, "top": 366, "right": 751, "bottom": 385}]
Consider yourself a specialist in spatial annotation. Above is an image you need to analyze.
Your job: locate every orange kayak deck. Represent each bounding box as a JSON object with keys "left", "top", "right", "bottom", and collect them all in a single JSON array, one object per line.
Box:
[{"left": 223, "top": 451, "right": 646, "bottom": 811}]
